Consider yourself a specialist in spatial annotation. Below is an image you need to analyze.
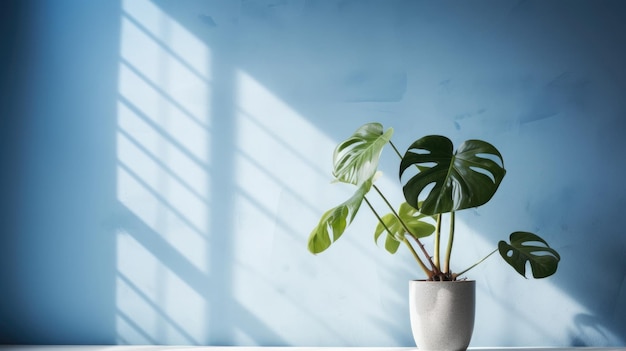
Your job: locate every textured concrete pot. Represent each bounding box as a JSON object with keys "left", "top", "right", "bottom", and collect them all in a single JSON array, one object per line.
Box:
[{"left": 409, "top": 280, "right": 476, "bottom": 351}]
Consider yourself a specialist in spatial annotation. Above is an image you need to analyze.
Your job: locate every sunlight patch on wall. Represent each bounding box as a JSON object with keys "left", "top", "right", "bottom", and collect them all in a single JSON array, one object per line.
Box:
[
  {"left": 120, "top": 0, "right": 211, "bottom": 121},
  {"left": 234, "top": 70, "right": 336, "bottom": 213},
  {"left": 116, "top": 230, "right": 205, "bottom": 344},
  {"left": 116, "top": 84, "right": 210, "bottom": 236},
  {"left": 232, "top": 71, "right": 337, "bottom": 266},
  {"left": 116, "top": 0, "right": 212, "bottom": 344},
  {"left": 228, "top": 71, "right": 403, "bottom": 344},
  {"left": 118, "top": 20, "right": 211, "bottom": 161},
  {"left": 232, "top": 70, "right": 338, "bottom": 270}
]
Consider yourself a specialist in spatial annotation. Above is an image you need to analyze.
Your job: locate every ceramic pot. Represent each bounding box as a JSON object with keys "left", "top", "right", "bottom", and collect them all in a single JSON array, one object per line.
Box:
[{"left": 409, "top": 280, "right": 476, "bottom": 351}]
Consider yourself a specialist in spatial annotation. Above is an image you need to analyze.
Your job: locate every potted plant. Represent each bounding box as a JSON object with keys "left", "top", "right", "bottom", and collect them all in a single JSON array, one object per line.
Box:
[{"left": 308, "top": 122, "right": 560, "bottom": 351}]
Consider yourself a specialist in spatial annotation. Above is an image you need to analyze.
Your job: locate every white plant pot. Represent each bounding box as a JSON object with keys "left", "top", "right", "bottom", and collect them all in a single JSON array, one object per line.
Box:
[{"left": 409, "top": 280, "right": 476, "bottom": 351}]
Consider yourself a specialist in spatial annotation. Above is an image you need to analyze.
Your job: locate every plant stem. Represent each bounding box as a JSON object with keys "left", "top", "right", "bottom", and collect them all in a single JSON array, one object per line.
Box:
[
  {"left": 408, "top": 234, "right": 440, "bottom": 277},
  {"left": 402, "top": 237, "right": 431, "bottom": 278},
  {"left": 363, "top": 196, "right": 431, "bottom": 277},
  {"left": 443, "top": 211, "right": 455, "bottom": 274},
  {"left": 389, "top": 140, "right": 403, "bottom": 159},
  {"left": 387, "top": 140, "right": 439, "bottom": 279},
  {"left": 372, "top": 184, "right": 437, "bottom": 272},
  {"left": 434, "top": 213, "right": 442, "bottom": 270},
  {"left": 455, "top": 248, "right": 498, "bottom": 278}
]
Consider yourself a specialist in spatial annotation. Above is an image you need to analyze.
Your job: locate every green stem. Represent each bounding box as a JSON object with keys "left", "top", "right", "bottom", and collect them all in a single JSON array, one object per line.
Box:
[
  {"left": 402, "top": 237, "right": 432, "bottom": 278},
  {"left": 455, "top": 248, "right": 498, "bottom": 278},
  {"left": 389, "top": 140, "right": 403, "bottom": 159},
  {"left": 434, "top": 213, "right": 442, "bottom": 271},
  {"left": 408, "top": 234, "right": 440, "bottom": 277},
  {"left": 443, "top": 211, "right": 455, "bottom": 274},
  {"left": 363, "top": 196, "right": 431, "bottom": 277},
  {"left": 372, "top": 184, "right": 437, "bottom": 271},
  {"left": 387, "top": 140, "right": 439, "bottom": 278}
]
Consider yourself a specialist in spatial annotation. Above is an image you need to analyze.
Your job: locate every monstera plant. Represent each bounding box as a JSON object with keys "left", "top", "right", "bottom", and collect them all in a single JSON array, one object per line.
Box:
[{"left": 308, "top": 122, "right": 560, "bottom": 281}]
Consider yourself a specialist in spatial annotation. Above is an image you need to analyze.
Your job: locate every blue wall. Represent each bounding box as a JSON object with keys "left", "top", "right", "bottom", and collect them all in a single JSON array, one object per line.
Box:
[{"left": 1, "top": 0, "right": 625, "bottom": 347}]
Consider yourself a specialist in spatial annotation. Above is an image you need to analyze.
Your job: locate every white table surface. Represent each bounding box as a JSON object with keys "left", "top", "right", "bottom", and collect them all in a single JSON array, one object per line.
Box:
[{"left": 1, "top": 347, "right": 625, "bottom": 351}]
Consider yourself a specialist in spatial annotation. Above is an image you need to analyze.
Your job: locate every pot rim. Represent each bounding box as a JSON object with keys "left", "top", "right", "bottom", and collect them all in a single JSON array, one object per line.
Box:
[{"left": 410, "top": 279, "right": 475, "bottom": 283}]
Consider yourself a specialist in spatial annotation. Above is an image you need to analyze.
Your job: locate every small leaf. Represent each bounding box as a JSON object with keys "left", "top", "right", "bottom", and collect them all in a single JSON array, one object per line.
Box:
[
  {"left": 374, "top": 202, "right": 435, "bottom": 255},
  {"left": 333, "top": 123, "right": 393, "bottom": 186},
  {"left": 498, "top": 231, "right": 560, "bottom": 279},
  {"left": 374, "top": 214, "right": 399, "bottom": 243},
  {"left": 308, "top": 179, "right": 373, "bottom": 254},
  {"left": 384, "top": 232, "right": 402, "bottom": 254},
  {"left": 398, "top": 202, "right": 436, "bottom": 240}
]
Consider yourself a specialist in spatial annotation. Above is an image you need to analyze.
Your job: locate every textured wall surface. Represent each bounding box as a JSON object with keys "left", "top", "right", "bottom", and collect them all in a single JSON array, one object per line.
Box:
[{"left": 1, "top": 0, "right": 625, "bottom": 347}]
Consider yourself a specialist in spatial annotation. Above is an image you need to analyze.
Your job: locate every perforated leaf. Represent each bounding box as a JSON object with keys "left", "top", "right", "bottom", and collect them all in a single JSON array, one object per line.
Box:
[
  {"left": 400, "top": 136, "right": 506, "bottom": 215},
  {"left": 498, "top": 231, "right": 561, "bottom": 278}
]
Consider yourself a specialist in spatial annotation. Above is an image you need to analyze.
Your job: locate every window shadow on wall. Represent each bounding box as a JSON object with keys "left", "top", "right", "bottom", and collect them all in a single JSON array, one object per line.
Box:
[
  {"left": 117, "top": 0, "right": 626, "bottom": 347},
  {"left": 114, "top": 0, "right": 299, "bottom": 344}
]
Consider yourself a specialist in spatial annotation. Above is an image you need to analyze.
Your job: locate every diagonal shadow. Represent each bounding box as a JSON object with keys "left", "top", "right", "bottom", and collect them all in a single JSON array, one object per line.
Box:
[{"left": 116, "top": 202, "right": 288, "bottom": 344}]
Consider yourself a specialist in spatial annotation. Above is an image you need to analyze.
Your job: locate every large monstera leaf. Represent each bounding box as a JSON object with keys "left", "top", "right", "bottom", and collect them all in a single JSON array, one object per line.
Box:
[
  {"left": 308, "top": 179, "right": 373, "bottom": 254},
  {"left": 498, "top": 232, "right": 561, "bottom": 278},
  {"left": 400, "top": 136, "right": 506, "bottom": 215},
  {"left": 374, "top": 202, "right": 435, "bottom": 254},
  {"left": 333, "top": 123, "right": 394, "bottom": 185}
]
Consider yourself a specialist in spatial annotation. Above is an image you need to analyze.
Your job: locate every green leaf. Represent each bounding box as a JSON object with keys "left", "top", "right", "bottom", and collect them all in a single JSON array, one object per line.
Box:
[
  {"left": 333, "top": 123, "right": 394, "bottom": 186},
  {"left": 400, "top": 136, "right": 506, "bottom": 215},
  {"left": 374, "top": 202, "right": 435, "bottom": 254},
  {"left": 498, "top": 231, "right": 561, "bottom": 279},
  {"left": 308, "top": 179, "right": 373, "bottom": 254}
]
